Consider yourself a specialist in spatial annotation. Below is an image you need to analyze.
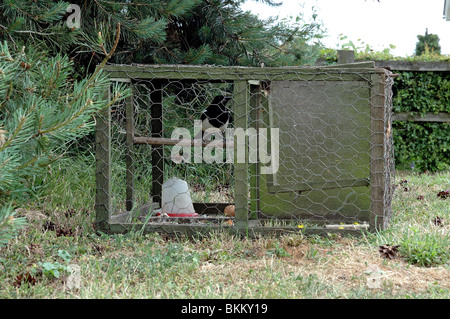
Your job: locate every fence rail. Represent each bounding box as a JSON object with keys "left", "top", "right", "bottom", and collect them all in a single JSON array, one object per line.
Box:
[
  {"left": 392, "top": 112, "right": 450, "bottom": 122},
  {"left": 335, "top": 51, "right": 450, "bottom": 123},
  {"left": 330, "top": 50, "right": 450, "bottom": 72},
  {"left": 372, "top": 60, "right": 450, "bottom": 72}
]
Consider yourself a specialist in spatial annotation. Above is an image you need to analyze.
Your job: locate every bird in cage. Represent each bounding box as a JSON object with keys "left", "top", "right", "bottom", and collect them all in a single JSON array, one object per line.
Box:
[{"left": 201, "top": 95, "right": 233, "bottom": 133}]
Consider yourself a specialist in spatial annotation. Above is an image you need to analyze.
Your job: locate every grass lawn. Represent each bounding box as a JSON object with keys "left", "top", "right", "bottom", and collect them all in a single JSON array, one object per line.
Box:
[{"left": 0, "top": 167, "right": 449, "bottom": 299}]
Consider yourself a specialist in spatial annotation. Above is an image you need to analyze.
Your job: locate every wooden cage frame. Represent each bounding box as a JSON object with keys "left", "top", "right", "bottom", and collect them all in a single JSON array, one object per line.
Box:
[{"left": 95, "top": 63, "right": 394, "bottom": 237}]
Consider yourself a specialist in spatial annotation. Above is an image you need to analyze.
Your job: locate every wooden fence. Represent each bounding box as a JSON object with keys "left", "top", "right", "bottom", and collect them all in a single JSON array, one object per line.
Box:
[{"left": 336, "top": 50, "right": 450, "bottom": 123}]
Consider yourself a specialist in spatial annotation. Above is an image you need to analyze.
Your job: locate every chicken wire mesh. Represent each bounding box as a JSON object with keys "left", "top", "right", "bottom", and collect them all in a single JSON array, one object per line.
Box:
[{"left": 95, "top": 64, "right": 394, "bottom": 236}]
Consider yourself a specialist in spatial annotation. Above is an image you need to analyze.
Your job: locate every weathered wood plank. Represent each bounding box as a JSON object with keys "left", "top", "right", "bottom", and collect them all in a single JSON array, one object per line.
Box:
[
  {"left": 373, "top": 60, "right": 450, "bottom": 72},
  {"left": 111, "top": 214, "right": 232, "bottom": 224},
  {"left": 125, "top": 83, "right": 135, "bottom": 212},
  {"left": 316, "top": 59, "right": 450, "bottom": 72},
  {"left": 337, "top": 50, "right": 355, "bottom": 64},
  {"left": 104, "top": 64, "right": 380, "bottom": 81},
  {"left": 392, "top": 112, "right": 450, "bottom": 122},
  {"left": 325, "top": 61, "right": 375, "bottom": 69},
  {"left": 109, "top": 202, "right": 160, "bottom": 223},
  {"left": 95, "top": 88, "right": 112, "bottom": 233},
  {"left": 267, "top": 178, "right": 370, "bottom": 193},
  {"left": 370, "top": 72, "right": 388, "bottom": 231},
  {"left": 325, "top": 224, "right": 368, "bottom": 230},
  {"left": 233, "top": 81, "right": 249, "bottom": 230},
  {"left": 150, "top": 80, "right": 164, "bottom": 207},
  {"left": 107, "top": 222, "right": 369, "bottom": 238},
  {"left": 258, "top": 215, "right": 370, "bottom": 225},
  {"left": 249, "top": 82, "right": 261, "bottom": 220}
]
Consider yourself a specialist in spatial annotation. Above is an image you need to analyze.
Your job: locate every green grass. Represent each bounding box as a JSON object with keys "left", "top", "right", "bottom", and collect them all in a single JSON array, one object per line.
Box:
[
  {"left": 1, "top": 158, "right": 449, "bottom": 299},
  {"left": 367, "top": 171, "right": 450, "bottom": 267}
]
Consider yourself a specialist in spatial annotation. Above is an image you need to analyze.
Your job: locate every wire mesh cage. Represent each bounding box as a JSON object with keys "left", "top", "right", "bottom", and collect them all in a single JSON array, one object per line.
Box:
[{"left": 95, "top": 63, "right": 395, "bottom": 237}]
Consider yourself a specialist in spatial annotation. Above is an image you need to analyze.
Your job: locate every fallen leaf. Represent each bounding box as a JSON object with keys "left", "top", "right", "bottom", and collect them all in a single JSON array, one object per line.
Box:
[
  {"left": 13, "top": 272, "right": 37, "bottom": 287},
  {"left": 433, "top": 216, "right": 444, "bottom": 226},
  {"left": 437, "top": 190, "right": 449, "bottom": 199}
]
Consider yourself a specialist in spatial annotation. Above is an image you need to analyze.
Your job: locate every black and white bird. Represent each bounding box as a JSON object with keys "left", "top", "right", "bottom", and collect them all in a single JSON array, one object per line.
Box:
[{"left": 201, "top": 95, "right": 233, "bottom": 133}]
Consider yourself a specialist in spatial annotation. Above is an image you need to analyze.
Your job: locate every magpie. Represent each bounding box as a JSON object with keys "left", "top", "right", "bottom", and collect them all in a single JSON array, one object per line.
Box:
[{"left": 201, "top": 95, "right": 233, "bottom": 133}]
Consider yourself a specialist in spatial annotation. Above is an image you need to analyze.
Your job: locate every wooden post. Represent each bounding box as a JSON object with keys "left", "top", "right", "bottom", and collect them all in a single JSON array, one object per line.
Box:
[
  {"left": 150, "top": 80, "right": 164, "bottom": 207},
  {"left": 125, "top": 82, "right": 135, "bottom": 212},
  {"left": 233, "top": 81, "right": 249, "bottom": 232},
  {"left": 338, "top": 50, "right": 355, "bottom": 64},
  {"left": 249, "top": 81, "right": 261, "bottom": 220},
  {"left": 370, "top": 72, "right": 387, "bottom": 231},
  {"left": 95, "top": 86, "right": 112, "bottom": 232}
]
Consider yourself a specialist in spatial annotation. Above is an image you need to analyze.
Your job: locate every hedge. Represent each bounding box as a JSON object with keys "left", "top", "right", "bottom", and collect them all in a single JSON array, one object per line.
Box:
[
  {"left": 317, "top": 49, "right": 449, "bottom": 172},
  {"left": 392, "top": 71, "right": 450, "bottom": 171}
]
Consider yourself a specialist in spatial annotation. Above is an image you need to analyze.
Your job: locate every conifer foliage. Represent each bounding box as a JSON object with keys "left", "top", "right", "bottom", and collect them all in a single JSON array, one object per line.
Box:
[
  {"left": 0, "top": 41, "right": 126, "bottom": 203},
  {"left": 1, "top": 0, "right": 323, "bottom": 69},
  {"left": 0, "top": 38, "right": 128, "bottom": 246},
  {"left": 415, "top": 28, "right": 441, "bottom": 56},
  {"left": 0, "top": 0, "right": 323, "bottom": 244}
]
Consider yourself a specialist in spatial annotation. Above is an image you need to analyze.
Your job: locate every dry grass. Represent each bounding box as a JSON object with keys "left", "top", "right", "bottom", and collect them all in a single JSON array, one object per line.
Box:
[
  {"left": 1, "top": 171, "right": 449, "bottom": 299},
  {"left": 283, "top": 238, "right": 449, "bottom": 294},
  {"left": 189, "top": 234, "right": 449, "bottom": 298}
]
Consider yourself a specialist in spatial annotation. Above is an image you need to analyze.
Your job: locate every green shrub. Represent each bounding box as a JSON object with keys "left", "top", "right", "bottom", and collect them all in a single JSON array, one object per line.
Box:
[
  {"left": 393, "top": 72, "right": 450, "bottom": 114},
  {"left": 393, "top": 122, "right": 450, "bottom": 171},
  {"left": 392, "top": 71, "right": 450, "bottom": 171}
]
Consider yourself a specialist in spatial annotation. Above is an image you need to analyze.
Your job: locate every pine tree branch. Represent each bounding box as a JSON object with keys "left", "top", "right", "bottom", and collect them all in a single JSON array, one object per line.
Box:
[
  {"left": 97, "top": 0, "right": 165, "bottom": 13},
  {"left": 0, "top": 115, "right": 27, "bottom": 152},
  {"left": 37, "top": 23, "right": 122, "bottom": 136},
  {"left": 14, "top": 30, "right": 57, "bottom": 36}
]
